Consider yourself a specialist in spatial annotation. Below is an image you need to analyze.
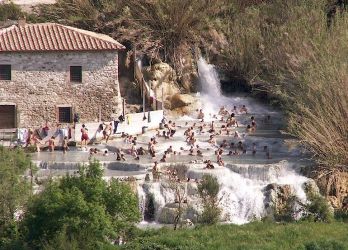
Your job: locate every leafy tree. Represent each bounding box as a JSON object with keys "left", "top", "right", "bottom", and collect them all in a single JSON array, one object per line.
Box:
[
  {"left": 197, "top": 175, "right": 221, "bottom": 224},
  {"left": 22, "top": 160, "right": 140, "bottom": 249},
  {"left": 0, "top": 147, "right": 32, "bottom": 248}
]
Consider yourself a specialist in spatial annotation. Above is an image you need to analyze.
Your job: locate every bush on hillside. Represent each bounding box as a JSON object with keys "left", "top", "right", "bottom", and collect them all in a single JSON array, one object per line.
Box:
[
  {"left": 198, "top": 175, "right": 221, "bottom": 224},
  {"left": 303, "top": 193, "right": 334, "bottom": 223}
]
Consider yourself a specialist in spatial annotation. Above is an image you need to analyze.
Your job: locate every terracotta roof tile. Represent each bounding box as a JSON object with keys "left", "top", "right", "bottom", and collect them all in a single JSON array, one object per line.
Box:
[{"left": 0, "top": 23, "right": 125, "bottom": 52}]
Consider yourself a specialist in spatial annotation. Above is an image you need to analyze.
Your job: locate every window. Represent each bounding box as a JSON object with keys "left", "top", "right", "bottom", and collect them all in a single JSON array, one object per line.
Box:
[
  {"left": 70, "top": 66, "right": 82, "bottom": 82},
  {"left": 0, "top": 65, "right": 11, "bottom": 80},
  {"left": 58, "top": 107, "right": 72, "bottom": 123}
]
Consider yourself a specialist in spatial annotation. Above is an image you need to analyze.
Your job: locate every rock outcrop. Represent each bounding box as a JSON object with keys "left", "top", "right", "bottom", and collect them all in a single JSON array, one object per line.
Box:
[
  {"left": 303, "top": 166, "right": 348, "bottom": 210},
  {"left": 263, "top": 183, "right": 295, "bottom": 217},
  {"left": 170, "top": 94, "right": 196, "bottom": 109},
  {"left": 142, "top": 62, "right": 181, "bottom": 103}
]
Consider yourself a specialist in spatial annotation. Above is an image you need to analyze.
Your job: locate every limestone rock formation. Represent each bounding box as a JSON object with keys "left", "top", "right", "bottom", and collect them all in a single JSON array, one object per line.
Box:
[
  {"left": 142, "top": 62, "right": 181, "bottom": 101},
  {"left": 263, "top": 183, "right": 295, "bottom": 216},
  {"left": 305, "top": 166, "right": 348, "bottom": 209}
]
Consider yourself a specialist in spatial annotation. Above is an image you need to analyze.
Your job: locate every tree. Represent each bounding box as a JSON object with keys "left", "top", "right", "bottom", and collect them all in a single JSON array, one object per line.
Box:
[
  {"left": 197, "top": 174, "right": 221, "bottom": 224},
  {"left": 0, "top": 147, "right": 32, "bottom": 248},
  {"left": 22, "top": 160, "right": 140, "bottom": 249}
]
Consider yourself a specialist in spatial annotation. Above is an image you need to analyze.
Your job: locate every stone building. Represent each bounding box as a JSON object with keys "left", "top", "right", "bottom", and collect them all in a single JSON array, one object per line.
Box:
[{"left": 0, "top": 22, "right": 125, "bottom": 129}]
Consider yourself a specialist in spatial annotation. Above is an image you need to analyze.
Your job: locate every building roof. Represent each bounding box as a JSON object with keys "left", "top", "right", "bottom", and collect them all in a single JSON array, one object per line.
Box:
[{"left": 0, "top": 22, "right": 125, "bottom": 52}]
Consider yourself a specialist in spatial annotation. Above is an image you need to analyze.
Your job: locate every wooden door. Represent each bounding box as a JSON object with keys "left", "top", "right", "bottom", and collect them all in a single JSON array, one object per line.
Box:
[{"left": 0, "top": 105, "right": 16, "bottom": 129}]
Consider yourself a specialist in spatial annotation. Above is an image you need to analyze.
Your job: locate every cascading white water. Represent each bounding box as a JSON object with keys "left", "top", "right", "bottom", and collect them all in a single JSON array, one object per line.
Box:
[
  {"left": 137, "top": 58, "right": 311, "bottom": 225},
  {"left": 198, "top": 58, "right": 222, "bottom": 99}
]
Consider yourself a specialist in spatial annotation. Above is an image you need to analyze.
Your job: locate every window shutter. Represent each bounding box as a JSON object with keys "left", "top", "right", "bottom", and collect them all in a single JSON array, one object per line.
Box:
[
  {"left": 70, "top": 66, "right": 82, "bottom": 82},
  {"left": 0, "top": 65, "right": 11, "bottom": 80}
]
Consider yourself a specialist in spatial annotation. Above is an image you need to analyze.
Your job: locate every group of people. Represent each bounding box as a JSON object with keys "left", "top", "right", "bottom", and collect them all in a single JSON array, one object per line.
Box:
[{"left": 25, "top": 124, "right": 70, "bottom": 153}]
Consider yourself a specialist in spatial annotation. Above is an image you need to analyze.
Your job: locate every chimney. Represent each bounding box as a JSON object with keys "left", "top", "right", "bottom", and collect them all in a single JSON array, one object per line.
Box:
[{"left": 18, "top": 17, "right": 26, "bottom": 27}]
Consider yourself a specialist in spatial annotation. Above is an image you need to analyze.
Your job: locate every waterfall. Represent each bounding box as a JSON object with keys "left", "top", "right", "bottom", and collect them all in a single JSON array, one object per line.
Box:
[
  {"left": 198, "top": 58, "right": 222, "bottom": 99},
  {"left": 136, "top": 58, "right": 311, "bottom": 225}
]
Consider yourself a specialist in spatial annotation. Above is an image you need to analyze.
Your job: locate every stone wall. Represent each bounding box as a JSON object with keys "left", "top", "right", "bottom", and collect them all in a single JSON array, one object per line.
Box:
[{"left": 0, "top": 50, "right": 121, "bottom": 128}]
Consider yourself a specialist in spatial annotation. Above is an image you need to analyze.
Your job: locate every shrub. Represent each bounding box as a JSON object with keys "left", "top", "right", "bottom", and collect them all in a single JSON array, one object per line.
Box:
[
  {"left": 197, "top": 175, "right": 221, "bottom": 224},
  {"left": 304, "top": 194, "right": 334, "bottom": 223}
]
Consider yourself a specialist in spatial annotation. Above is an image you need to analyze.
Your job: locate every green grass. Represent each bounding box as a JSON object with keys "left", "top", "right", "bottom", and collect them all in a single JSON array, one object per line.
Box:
[{"left": 121, "top": 222, "right": 348, "bottom": 250}]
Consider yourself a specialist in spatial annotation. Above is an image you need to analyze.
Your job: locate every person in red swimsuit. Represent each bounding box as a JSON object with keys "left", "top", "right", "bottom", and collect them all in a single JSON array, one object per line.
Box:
[{"left": 81, "top": 124, "right": 89, "bottom": 149}]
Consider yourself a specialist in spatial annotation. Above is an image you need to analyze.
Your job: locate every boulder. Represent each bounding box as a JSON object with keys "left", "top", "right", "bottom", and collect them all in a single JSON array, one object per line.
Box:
[
  {"left": 263, "top": 183, "right": 294, "bottom": 216},
  {"left": 157, "top": 202, "right": 200, "bottom": 224},
  {"left": 170, "top": 94, "right": 196, "bottom": 109}
]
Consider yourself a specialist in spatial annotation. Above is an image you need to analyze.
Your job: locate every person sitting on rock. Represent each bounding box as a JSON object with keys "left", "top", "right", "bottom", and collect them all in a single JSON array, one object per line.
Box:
[
  {"left": 197, "top": 109, "right": 205, "bottom": 120},
  {"left": 160, "top": 154, "right": 167, "bottom": 162},
  {"left": 205, "top": 160, "right": 215, "bottom": 169},
  {"left": 197, "top": 150, "right": 203, "bottom": 157},
  {"left": 185, "top": 127, "right": 192, "bottom": 139},
  {"left": 246, "top": 124, "right": 253, "bottom": 133},
  {"left": 240, "top": 105, "right": 248, "bottom": 114},
  {"left": 227, "top": 113, "right": 239, "bottom": 127},
  {"left": 208, "top": 135, "right": 217, "bottom": 146},
  {"left": 167, "top": 145, "right": 173, "bottom": 154},
  {"left": 220, "top": 139, "right": 228, "bottom": 148},
  {"left": 137, "top": 147, "right": 146, "bottom": 155}
]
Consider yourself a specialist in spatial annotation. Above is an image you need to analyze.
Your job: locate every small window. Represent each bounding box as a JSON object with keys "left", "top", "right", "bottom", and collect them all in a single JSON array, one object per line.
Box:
[
  {"left": 58, "top": 107, "right": 72, "bottom": 123},
  {"left": 0, "top": 65, "right": 11, "bottom": 80},
  {"left": 70, "top": 66, "right": 82, "bottom": 82}
]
